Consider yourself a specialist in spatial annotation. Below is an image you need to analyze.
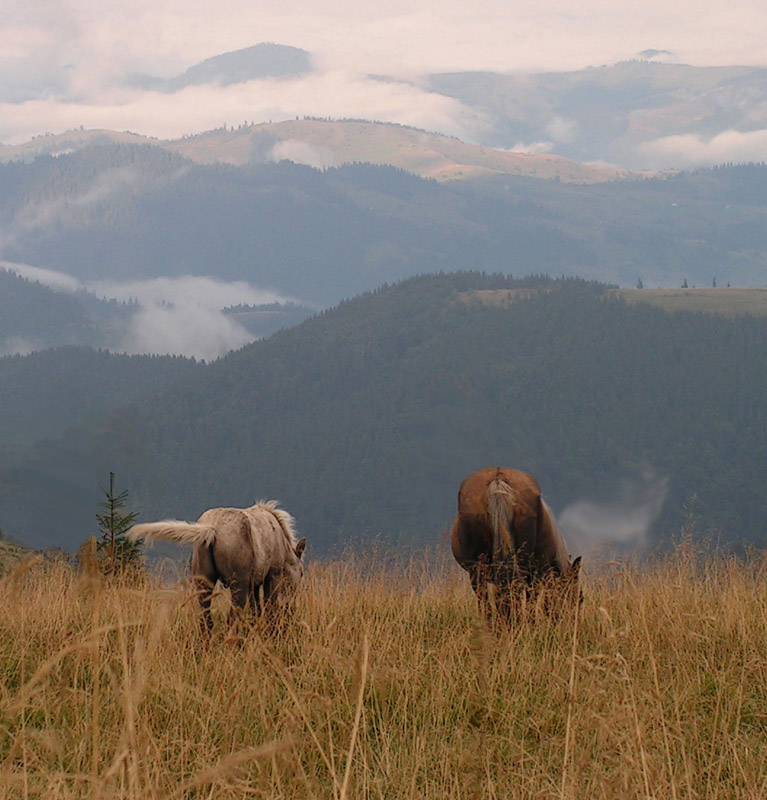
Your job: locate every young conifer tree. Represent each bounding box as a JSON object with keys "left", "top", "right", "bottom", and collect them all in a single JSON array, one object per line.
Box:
[{"left": 96, "top": 472, "right": 143, "bottom": 574}]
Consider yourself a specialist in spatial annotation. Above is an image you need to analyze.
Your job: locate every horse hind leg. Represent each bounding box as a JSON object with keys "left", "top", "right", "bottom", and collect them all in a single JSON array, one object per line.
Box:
[
  {"left": 227, "top": 578, "right": 254, "bottom": 631},
  {"left": 195, "top": 577, "right": 215, "bottom": 638},
  {"left": 470, "top": 554, "right": 492, "bottom": 621},
  {"left": 192, "top": 545, "right": 217, "bottom": 639}
]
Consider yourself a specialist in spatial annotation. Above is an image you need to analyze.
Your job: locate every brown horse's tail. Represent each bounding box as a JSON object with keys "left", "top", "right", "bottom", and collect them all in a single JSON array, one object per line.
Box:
[
  {"left": 127, "top": 521, "right": 217, "bottom": 547},
  {"left": 487, "top": 477, "right": 517, "bottom": 566}
]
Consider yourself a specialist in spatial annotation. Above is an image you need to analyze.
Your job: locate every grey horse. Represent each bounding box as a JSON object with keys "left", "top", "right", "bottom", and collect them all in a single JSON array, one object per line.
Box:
[{"left": 129, "top": 500, "right": 306, "bottom": 634}]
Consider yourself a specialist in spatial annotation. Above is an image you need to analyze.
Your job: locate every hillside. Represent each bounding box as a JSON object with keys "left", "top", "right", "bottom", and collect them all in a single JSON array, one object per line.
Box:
[
  {"left": 4, "top": 550, "right": 767, "bottom": 797},
  {"left": 612, "top": 287, "right": 767, "bottom": 317},
  {"left": 2, "top": 273, "right": 765, "bottom": 553},
  {"left": 0, "top": 120, "right": 629, "bottom": 184},
  {"left": 1, "top": 146, "right": 766, "bottom": 309},
  {"left": 428, "top": 61, "right": 767, "bottom": 167},
  {"left": 471, "top": 286, "right": 767, "bottom": 318},
  {"left": 0, "top": 269, "right": 131, "bottom": 354},
  {"left": 166, "top": 119, "right": 630, "bottom": 183},
  {"left": 0, "top": 346, "right": 201, "bottom": 451}
]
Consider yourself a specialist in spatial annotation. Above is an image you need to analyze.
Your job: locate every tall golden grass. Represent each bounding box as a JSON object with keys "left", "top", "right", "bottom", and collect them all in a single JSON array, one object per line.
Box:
[{"left": 1, "top": 543, "right": 767, "bottom": 799}]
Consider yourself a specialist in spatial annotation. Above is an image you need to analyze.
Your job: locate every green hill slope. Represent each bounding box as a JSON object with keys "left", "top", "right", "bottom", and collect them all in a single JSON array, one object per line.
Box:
[
  {"left": 0, "top": 120, "right": 628, "bottom": 183},
  {"left": 2, "top": 273, "right": 765, "bottom": 553},
  {"left": 0, "top": 269, "right": 130, "bottom": 354},
  {"left": 1, "top": 146, "right": 766, "bottom": 305},
  {"left": 0, "top": 346, "right": 201, "bottom": 451}
]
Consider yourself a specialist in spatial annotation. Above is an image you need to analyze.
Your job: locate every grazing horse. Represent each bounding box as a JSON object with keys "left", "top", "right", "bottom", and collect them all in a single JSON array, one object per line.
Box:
[
  {"left": 451, "top": 468, "right": 581, "bottom": 621},
  {"left": 128, "top": 500, "right": 306, "bottom": 634}
]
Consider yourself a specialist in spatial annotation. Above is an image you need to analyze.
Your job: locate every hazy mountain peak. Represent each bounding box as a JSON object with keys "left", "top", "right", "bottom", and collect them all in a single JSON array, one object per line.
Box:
[{"left": 128, "top": 43, "right": 313, "bottom": 92}]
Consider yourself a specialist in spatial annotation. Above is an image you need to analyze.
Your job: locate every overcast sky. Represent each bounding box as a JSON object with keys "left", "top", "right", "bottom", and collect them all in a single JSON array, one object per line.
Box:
[{"left": 2, "top": 0, "right": 766, "bottom": 146}]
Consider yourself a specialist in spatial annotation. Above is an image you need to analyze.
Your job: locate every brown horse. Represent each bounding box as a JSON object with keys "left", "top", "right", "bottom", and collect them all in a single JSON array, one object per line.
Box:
[
  {"left": 128, "top": 500, "right": 306, "bottom": 634},
  {"left": 451, "top": 468, "right": 581, "bottom": 621}
]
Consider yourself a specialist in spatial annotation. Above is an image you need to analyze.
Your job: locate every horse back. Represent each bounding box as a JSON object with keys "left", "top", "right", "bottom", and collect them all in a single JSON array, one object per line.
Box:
[
  {"left": 195, "top": 507, "right": 266, "bottom": 586},
  {"left": 451, "top": 467, "right": 542, "bottom": 571}
]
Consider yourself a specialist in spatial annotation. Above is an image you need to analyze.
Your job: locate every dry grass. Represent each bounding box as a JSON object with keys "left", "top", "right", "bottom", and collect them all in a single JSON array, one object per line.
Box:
[
  {"left": 1, "top": 545, "right": 767, "bottom": 799},
  {"left": 612, "top": 288, "right": 767, "bottom": 318}
]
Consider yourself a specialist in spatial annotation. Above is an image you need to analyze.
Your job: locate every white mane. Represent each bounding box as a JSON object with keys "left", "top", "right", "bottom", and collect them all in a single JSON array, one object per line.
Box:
[{"left": 253, "top": 499, "right": 299, "bottom": 547}]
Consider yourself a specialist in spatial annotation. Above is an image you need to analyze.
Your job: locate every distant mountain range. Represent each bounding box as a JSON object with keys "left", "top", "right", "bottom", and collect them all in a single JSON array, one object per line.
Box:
[
  {"left": 426, "top": 61, "right": 767, "bottom": 167},
  {"left": 3, "top": 43, "right": 766, "bottom": 171}
]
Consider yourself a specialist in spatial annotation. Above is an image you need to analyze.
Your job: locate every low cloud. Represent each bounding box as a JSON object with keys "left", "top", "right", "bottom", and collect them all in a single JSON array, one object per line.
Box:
[
  {"left": 12, "top": 166, "right": 144, "bottom": 237},
  {"left": 544, "top": 116, "right": 577, "bottom": 144},
  {"left": 0, "top": 71, "right": 482, "bottom": 146},
  {"left": 87, "top": 274, "right": 294, "bottom": 309},
  {"left": 121, "top": 302, "right": 254, "bottom": 361},
  {"left": 270, "top": 139, "right": 334, "bottom": 169},
  {"left": 1, "top": 261, "right": 80, "bottom": 292},
  {"left": 557, "top": 469, "right": 669, "bottom": 557},
  {"left": 0, "top": 336, "right": 39, "bottom": 357},
  {"left": 639, "top": 128, "right": 767, "bottom": 169},
  {"left": 3, "top": 262, "right": 298, "bottom": 360},
  {"left": 509, "top": 140, "right": 554, "bottom": 155}
]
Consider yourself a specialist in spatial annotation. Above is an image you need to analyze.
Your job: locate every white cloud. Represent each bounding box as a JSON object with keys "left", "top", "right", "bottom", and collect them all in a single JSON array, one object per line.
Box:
[
  {"left": 509, "top": 140, "right": 554, "bottom": 155},
  {"left": 544, "top": 116, "right": 577, "bottom": 144},
  {"left": 2, "top": 261, "right": 81, "bottom": 291},
  {"left": 121, "top": 302, "right": 254, "bottom": 361},
  {"left": 557, "top": 470, "right": 669, "bottom": 556},
  {"left": 0, "top": 335, "right": 39, "bottom": 357},
  {"left": 640, "top": 129, "right": 767, "bottom": 169},
  {"left": 12, "top": 166, "right": 144, "bottom": 233},
  {"left": 10, "top": 0, "right": 764, "bottom": 77},
  {"left": 0, "top": 72, "right": 481, "bottom": 145},
  {"left": 2, "top": 262, "right": 298, "bottom": 360},
  {"left": 88, "top": 274, "right": 296, "bottom": 310},
  {"left": 269, "top": 139, "right": 334, "bottom": 169}
]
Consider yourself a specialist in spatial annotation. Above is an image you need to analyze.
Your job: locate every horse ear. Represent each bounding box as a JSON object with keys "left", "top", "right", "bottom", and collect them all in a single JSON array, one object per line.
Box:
[{"left": 295, "top": 538, "right": 307, "bottom": 559}]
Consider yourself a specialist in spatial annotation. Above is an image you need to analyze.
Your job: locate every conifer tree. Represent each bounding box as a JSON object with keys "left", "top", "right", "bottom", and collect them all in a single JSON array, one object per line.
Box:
[{"left": 96, "top": 472, "right": 143, "bottom": 575}]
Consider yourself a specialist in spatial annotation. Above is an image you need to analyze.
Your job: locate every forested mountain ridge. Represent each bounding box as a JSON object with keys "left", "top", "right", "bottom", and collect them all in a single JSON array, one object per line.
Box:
[
  {"left": 0, "top": 346, "right": 201, "bottom": 451},
  {"left": 2, "top": 273, "right": 765, "bottom": 554},
  {"left": 0, "top": 269, "right": 131, "bottom": 354},
  {"left": 1, "top": 145, "right": 766, "bottom": 308}
]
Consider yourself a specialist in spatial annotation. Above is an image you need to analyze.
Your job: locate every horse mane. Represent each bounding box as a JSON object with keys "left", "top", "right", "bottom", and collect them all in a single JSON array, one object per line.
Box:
[{"left": 253, "top": 499, "right": 299, "bottom": 548}]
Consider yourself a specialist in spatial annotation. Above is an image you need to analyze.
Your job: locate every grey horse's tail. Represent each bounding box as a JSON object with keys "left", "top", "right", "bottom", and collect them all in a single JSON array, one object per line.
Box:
[
  {"left": 127, "top": 521, "right": 217, "bottom": 547},
  {"left": 487, "top": 477, "right": 517, "bottom": 567}
]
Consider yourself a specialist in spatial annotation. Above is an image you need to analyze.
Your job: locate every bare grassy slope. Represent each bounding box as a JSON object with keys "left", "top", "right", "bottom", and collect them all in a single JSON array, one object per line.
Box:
[
  {"left": 464, "top": 287, "right": 767, "bottom": 318},
  {"left": 2, "top": 545, "right": 767, "bottom": 799},
  {"left": 1, "top": 122, "right": 629, "bottom": 183},
  {"left": 613, "top": 287, "right": 767, "bottom": 318},
  {"left": 169, "top": 120, "right": 630, "bottom": 183}
]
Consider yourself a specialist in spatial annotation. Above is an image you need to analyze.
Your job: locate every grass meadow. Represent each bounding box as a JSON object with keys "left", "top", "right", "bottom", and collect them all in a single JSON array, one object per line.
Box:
[
  {"left": 1, "top": 543, "right": 767, "bottom": 799},
  {"left": 612, "top": 288, "right": 767, "bottom": 318}
]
